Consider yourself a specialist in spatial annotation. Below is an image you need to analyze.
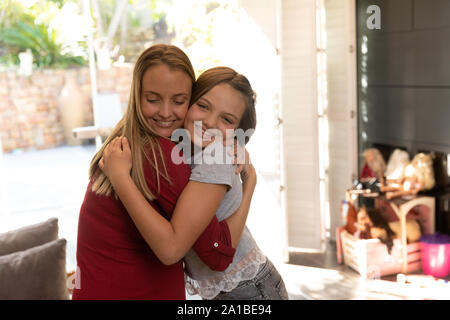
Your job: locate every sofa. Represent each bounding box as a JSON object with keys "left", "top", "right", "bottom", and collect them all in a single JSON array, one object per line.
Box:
[{"left": 0, "top": 218, "right": 70, "bottom": 300}]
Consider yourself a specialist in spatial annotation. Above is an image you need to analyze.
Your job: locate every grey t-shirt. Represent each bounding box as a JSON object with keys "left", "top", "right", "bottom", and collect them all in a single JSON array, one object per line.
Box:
[{"left": 183, "top": 141, "right": 260, "bottom": 282}]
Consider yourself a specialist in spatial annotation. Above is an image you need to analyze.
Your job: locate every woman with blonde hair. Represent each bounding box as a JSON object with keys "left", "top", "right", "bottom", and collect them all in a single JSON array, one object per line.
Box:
[
  {"left": 101, "top": 66, "right": 288, "bottom": 300},
  {"left": 73, "top": 45, "right": 254, "bottom": 299}
]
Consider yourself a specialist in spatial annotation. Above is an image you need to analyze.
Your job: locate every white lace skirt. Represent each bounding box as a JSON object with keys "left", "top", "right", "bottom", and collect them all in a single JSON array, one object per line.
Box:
[{"left": 185, "top": 247, "right": 267, "bottom": 299}]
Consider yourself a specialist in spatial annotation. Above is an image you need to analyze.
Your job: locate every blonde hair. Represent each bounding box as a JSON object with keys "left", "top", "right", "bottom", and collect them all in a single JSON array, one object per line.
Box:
[
  {"left": 89, "top": 44, "right": 195, "bottom": 201},
  {"left": 385, "top": 149, "right": 410, "bottom": 181},
  {"left": 410, "top": 153, "right": 435, "bottom": 190},
  {"left": 363, "top": 148, "right": 386, "bottom": 177}
]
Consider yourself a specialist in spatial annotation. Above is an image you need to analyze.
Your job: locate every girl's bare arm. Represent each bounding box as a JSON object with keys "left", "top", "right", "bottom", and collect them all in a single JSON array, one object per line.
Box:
[{"left": 100, "top": 137, "right": 255, "bottom": 265}]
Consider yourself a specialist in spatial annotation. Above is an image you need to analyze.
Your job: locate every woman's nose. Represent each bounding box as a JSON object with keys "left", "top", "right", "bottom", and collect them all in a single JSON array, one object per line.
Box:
[{"left": 159, "top": 102, "right": 172, "bottom": 118}]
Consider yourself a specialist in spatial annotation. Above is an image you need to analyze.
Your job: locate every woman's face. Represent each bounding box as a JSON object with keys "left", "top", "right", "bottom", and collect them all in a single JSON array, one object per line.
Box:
[
  {"left": 184, "top": 83, "right": 246, "bottom": 148},
  {"left": 140, "top": 64, "right": 192, "bottom": 138}
]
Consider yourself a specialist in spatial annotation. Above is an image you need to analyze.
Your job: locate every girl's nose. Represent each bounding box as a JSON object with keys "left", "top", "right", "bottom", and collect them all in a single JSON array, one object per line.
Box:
[{"left": 203, "top": 113, "right": 216, "bottom": 129}]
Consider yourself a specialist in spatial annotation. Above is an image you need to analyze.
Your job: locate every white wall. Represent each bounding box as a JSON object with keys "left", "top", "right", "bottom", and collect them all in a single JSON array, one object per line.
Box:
[
  {"left": 325, "top": 0, "right": 358, "bottom": 240},
  {"left": 279, "top": 0, "right": 323, "bottom": 250},
  {"left": 240, "top": 0, "right": 358, "bottom": 250}
]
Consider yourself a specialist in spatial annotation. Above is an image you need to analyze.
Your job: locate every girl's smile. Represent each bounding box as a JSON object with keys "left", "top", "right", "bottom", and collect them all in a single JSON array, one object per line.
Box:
[{"left": 184, "top": 83, "right": 246, "bottom": 148}]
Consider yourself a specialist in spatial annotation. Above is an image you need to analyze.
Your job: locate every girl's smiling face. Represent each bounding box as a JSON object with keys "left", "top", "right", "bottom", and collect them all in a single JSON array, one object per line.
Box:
[
  {"left": 140, "top": 63, "right": 192, "bottom": 138},
  {"left": 184, "top": 83, "right": 246, "bottom": 148}
]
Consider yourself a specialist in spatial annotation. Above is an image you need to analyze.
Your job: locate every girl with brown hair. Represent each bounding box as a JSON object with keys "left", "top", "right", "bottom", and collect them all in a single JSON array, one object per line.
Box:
[
  {"left": 101, "top": 66, "right": 288, "bottom": 300},
  {"left": 73, "top": 45, "right": 253, "bottom": 299}
]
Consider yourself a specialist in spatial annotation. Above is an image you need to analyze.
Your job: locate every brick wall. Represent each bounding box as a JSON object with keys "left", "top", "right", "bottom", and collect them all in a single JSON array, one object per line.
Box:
[{"left": 0, "top": 64, "right": 133, "bottom": 153}]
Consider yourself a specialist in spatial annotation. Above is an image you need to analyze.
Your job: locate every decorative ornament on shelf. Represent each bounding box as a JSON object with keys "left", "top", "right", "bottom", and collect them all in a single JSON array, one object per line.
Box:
[
  {"left": 361, "top": 148, "right": 386, "bottom": 184},
  {"left": 381, "top": 152, "right": 435, "bottom": 199}
]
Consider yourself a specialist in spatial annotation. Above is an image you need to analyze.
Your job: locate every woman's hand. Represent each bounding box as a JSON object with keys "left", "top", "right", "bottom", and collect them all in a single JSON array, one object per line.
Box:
[
  {"left": 228, "top": 141, "right": 249, "bottom": 173},
  {"left": 228, "top": 143, "right": 256, "bottom": 187},
  {"left": 240, "top": 163, "right": 257, "bottom": 188},
  {"left": 233, "top": 146, "right": 256, "bottom": 186},
  {"left": 99, "top": 136, "right": 132, "bottom": 183}
]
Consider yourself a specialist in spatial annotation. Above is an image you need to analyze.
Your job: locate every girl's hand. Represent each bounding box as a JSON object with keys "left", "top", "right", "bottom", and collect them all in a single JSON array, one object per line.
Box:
[{"left": 99, "top": 136, "right": 132, "bottom": 182}]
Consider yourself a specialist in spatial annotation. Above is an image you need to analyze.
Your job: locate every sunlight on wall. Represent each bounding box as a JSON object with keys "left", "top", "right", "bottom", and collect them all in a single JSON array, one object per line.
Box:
[
  {"left": 316, "top": 0, "right": 331, "bottom": 238},
  {"left": 166, "top": 0, "right": 285, "bottom": 262},
  {"left": 213, "top": 10, "right": 281, "bottom": 178},
  {"left": 168, "top": 0, "right": 281, "bottom": 177},
  {"left": 50, "top": 2, "right": 87, "bottom": 57}
]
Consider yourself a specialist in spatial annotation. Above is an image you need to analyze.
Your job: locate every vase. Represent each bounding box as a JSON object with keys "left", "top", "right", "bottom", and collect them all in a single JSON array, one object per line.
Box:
[{"left": 58, "top": 72, "right": 85, "bottom": 145}]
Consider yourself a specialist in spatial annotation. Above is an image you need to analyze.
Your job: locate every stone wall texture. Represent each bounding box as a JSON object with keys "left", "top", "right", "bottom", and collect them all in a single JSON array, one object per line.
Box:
[{"left": 0, "top": 64, "right": 133, "bottom": 153}]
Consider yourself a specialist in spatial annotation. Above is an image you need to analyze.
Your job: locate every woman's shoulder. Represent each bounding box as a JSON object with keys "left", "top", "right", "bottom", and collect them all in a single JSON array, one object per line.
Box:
[
  {"left": 154, "top": 136, "right": 177, "bottom": 153},
  {"left": 144, "top": 136, "right": 188, "bottom": 166},
  {"left": 142, "top": 136, "right": 191, "bottom": 200},
  {"left": 147, "top": 137, "right": 191, "bottom": 188},
  {"left": 157, "top": 135, "right": 176, "bottom": 146},
  {"left": 158, "top": 137, "right": 191, "bottom": 171}
]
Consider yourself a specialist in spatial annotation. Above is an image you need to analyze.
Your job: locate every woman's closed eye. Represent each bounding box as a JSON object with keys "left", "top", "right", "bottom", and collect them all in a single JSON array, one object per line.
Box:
[
  {"left": 197, "top": 103, "right": 208, "bottom": 110},
  {"left": 146, "top": 96, "right": 159, "bottom": 103},
  {"left": 174, "top": 99, "right": 186, "bottom": 105}
]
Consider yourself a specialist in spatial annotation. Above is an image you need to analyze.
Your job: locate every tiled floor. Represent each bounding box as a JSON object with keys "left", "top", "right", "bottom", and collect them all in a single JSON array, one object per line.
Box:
[
  {"left": 1, "top": 145, "right": 449, "bottom": 300},
  {"left": 285, "top": 241, "right": 450, "bottom": 300},
  {"left": 289, "top": 241, "right": 341, "bottom": 270}
]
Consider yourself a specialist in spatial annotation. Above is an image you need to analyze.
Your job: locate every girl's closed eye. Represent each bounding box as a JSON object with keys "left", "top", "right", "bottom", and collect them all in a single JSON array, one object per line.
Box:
[
  {"left": 223, "top": 117, "right": 233, "bottom": 124},
  {"left": 197, "top": 103, "right": 208, "bottom": 110}
]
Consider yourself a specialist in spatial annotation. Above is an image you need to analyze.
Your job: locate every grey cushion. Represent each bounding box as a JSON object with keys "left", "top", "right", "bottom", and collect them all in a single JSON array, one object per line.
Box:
[
  {"left": 0, "top": 218, "right": 59, "bottom": 256},
  {"left": 0, "top": 238, "right": 69, "bottom": 300}
]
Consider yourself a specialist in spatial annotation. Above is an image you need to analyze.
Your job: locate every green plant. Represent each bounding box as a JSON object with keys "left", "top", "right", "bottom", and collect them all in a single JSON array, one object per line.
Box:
[{"left": 0, "top": 20, "right": 86, "bottom": 68}]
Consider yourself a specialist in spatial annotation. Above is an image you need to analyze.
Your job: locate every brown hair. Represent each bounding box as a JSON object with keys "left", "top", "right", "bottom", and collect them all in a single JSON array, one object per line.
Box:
[
  {"left": 191, "top": 66, "right": 257, "bottom": 143},
  {"left": 89, "top": 44, "right": 195, "bottom": 201}
]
